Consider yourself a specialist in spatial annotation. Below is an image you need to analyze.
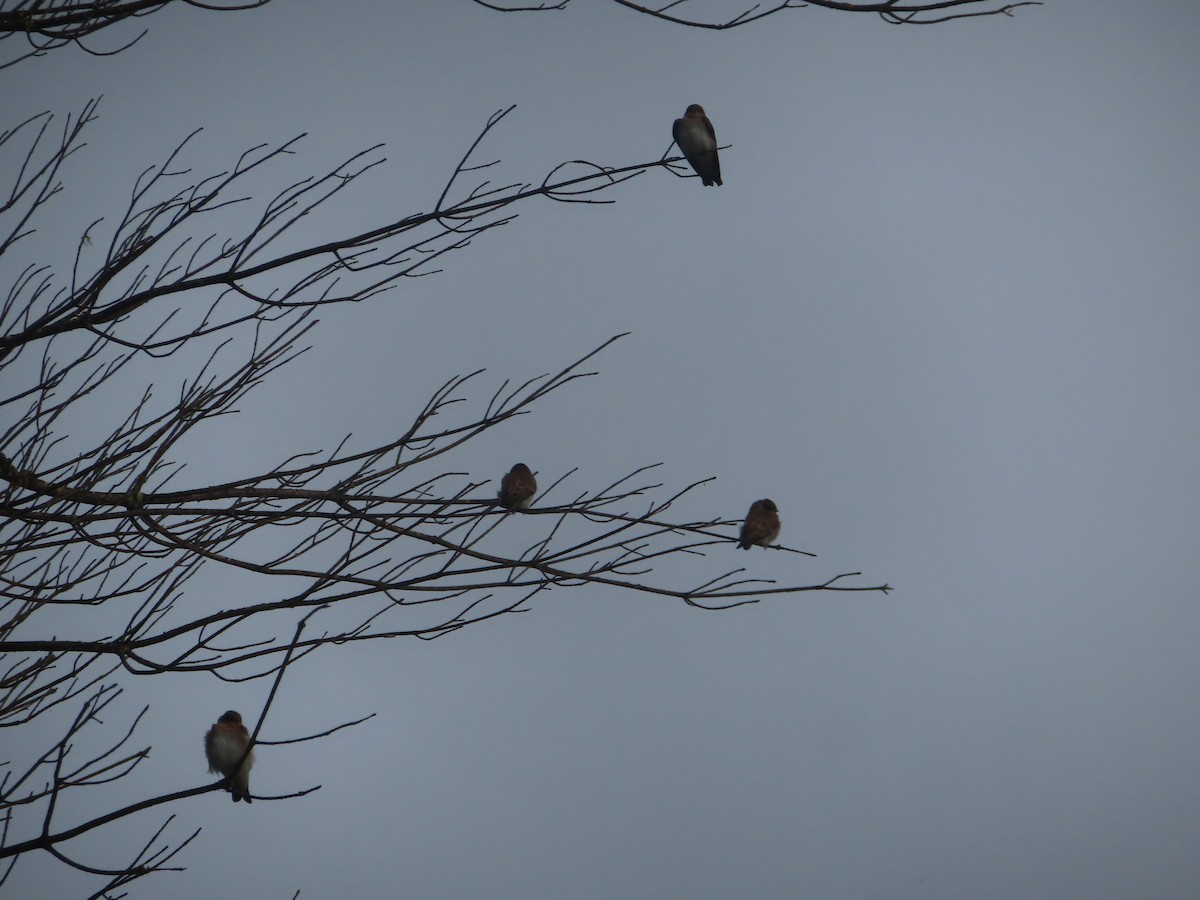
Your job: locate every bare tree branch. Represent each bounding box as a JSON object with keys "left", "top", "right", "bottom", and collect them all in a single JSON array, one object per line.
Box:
[
  {"left": 0, "top": 0, "right": 274, "bottom": 69},
  {"left": 1, "top": 58, "right": 891, "bottom": 894},
  {"left": 472, "top": 0, "right": 1042, "bottom": 27}
]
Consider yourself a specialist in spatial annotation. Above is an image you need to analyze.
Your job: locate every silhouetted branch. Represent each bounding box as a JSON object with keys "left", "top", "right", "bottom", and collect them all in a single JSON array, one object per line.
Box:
[
  {"left": 1, "top": 94, "right": 889, "bottom": 892},
  {"left": 0, "top": 0, "right": 274, "bottom": 69},
  {"left": 472, "top": 0, "right": 1041, "bottom": 27}
]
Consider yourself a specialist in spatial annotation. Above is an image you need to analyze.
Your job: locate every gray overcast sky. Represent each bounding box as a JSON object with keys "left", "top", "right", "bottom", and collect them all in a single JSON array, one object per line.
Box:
[{"left": 5, "top": 1, "right": 1200, "bottom": 897}]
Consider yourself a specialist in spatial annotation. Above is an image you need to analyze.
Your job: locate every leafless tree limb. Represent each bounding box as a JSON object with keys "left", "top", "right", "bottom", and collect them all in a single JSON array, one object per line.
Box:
[
  {"left": 0, "top": 0, "right": 274, "bottom": 69},
  {"left": 472, "top": 0, "right": 1041, "bottom": 27},
  {"left": 1, "top": 96, "right": 888, "bottom": 892}
]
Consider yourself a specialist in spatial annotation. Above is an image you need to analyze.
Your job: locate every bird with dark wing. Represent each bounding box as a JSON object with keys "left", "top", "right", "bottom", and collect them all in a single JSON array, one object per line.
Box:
[
  {"left": 205, "top": 710, "right": 254, "bottom": 803},
  {"left": 498, "top": 463, "right": 537, "bottom": 511},
  {"left": 738, "top": 499, "right": 781, "bottom": 549},
  {"left": 672, "top": 104, "right": 723, "bottom": 187}
]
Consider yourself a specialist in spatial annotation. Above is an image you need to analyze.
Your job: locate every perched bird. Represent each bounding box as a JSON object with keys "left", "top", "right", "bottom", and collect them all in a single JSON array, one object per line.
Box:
[
  {"left": 205, "top": 710, "right": 254, "bottom": 803},
  {"left": 498, "top": 463, "right": 537, "bottom": 511},
  {"left": 738, "top": 499, "right": 781, "bottom": 549},
  {"left": 672, "top": 104, "right": 723, "bottom": 187}
]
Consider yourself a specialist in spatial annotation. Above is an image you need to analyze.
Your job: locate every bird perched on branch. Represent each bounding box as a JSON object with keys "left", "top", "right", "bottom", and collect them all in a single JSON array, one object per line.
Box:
[
  {"left": 738, "top": 499, "right": 781, "bottom": 549},
  {"left": 672, "top": 104, "right": 723, "bottom": 187},
  {"left": 498, "top": 463, "right": 537, "bottom": 511},
  {"left": 205, "top": 710, "right": 254, "bottom": 803}
]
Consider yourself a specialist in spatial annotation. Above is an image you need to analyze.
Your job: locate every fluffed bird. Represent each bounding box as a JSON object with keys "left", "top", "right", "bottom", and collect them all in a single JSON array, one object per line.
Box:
[
  {"left": 498, "top": 463, "right": 537, "bottom": 511},
  {"left": 738, "top": 499, "right": 781, "bottom": 549},
  {"left": 672, "top": 104, "right": 723, "bottom": 187},
  {"left": 205, "top": 710, "right": 254, "bottom": 803}
]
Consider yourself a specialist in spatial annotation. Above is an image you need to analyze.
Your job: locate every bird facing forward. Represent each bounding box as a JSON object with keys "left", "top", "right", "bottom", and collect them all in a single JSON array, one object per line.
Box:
[
  {"left": 205, "top": 710, "right": 254, "bottom": 803},
  {"left": 672, "top": 104, "right": 723, "bottom": 187},
  {"left": 738, "top": 499, "right": 781, "bottom": 549},
  {"left": 498, "top": 463, "right": 537, "bottom": 511}
]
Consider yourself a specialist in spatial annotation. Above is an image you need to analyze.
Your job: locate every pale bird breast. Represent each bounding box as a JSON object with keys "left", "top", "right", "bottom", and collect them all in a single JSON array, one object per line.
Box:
[{"left": 208, "top": 730, "right": 254, "bottom": 774}]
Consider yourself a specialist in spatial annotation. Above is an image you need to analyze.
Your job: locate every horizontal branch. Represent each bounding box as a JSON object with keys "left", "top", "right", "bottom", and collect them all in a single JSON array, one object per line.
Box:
[
  {"left": 0, "top": 123, "right": 684, "bottom": 354},
  {"left": 474, "top": 0, "right": 1041, "bottom": 27},
  {"left": 0, "top": 0, "right": 276, "bottom": 69}
]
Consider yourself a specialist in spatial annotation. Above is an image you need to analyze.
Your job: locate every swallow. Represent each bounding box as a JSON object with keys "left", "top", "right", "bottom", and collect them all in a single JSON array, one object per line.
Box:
[
  {"left": 738, "top": 499, "right": 781, "bottom": 549},
  {"left": 672, "top": 104, "right": 722, "bottom": 187},
  {"left": 498, "top": 463, "right": 537, "bottom": 511},
  {"left": 205, "top": 710, "right": 254, "bottom": 803}
]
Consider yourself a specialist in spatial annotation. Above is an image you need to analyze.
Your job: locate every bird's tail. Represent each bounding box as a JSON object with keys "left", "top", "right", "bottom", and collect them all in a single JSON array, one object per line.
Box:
[{"left": 231, "top": 771, "right": 251, "bottom": 803}]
